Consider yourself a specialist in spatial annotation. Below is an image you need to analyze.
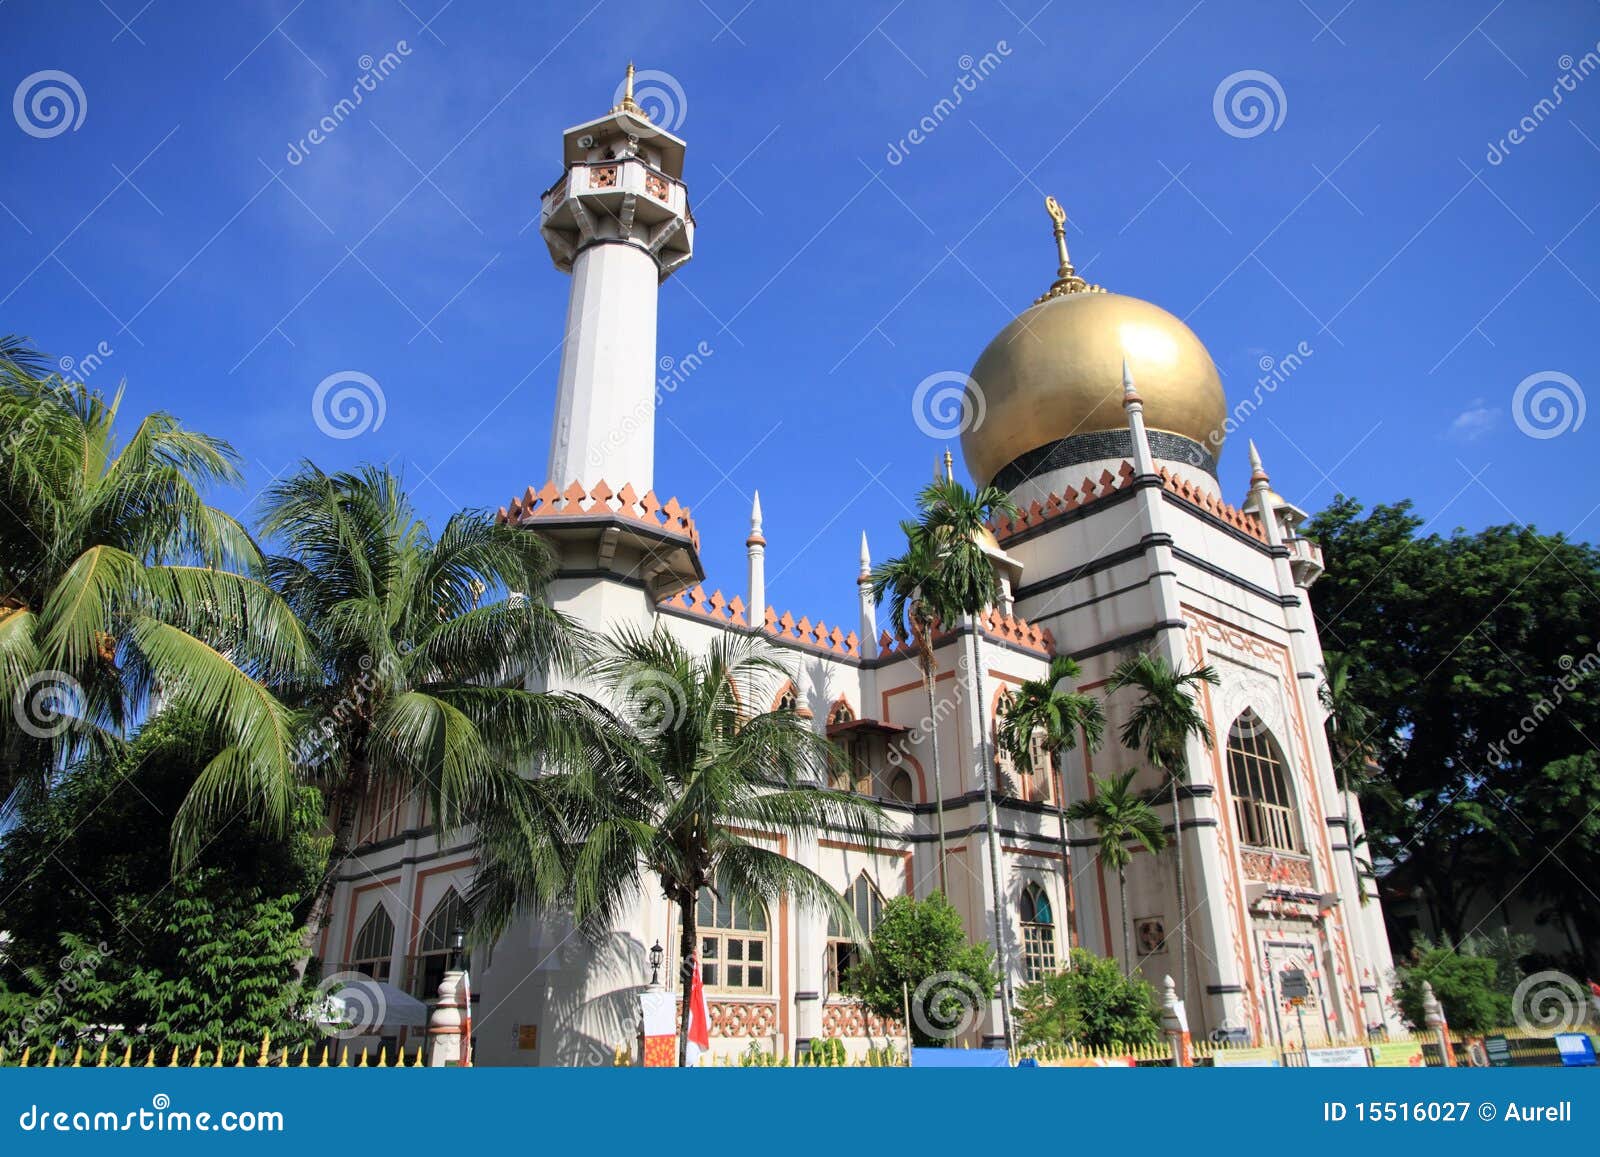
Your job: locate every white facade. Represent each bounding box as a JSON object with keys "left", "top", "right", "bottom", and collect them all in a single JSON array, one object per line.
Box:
[{"left": 319, "top": 80, "right": 1401, "bottom": 1064}]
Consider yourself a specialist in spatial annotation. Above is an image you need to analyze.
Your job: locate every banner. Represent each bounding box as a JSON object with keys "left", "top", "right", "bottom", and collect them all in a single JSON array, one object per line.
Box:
[
  {"left": 1369, "top": 1041, "right": 1426, "bottom": 1068},
  {"left": 639, "top": 990, "right": 676, "bottom": 1067},
  {"left": 1306, "top": 1046, "right": 1371, "bottom": 1068},
  {"left": 1211, "top": 1047, "right": 1281, "bottom": 1067}
]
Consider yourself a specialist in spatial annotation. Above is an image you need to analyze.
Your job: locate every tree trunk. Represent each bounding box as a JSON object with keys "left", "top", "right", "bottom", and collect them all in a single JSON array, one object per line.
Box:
[
  {"left": 294, "top": 770, "right": 363, "bottom": 981},
  {"left": 677, "top": 892, "right": 698, "bottom": 1068},
  {"left": 969, "top": 628, "right": 1015, "bottom": 1053},
  {"left": 1053, "top": 752, "right": 1076, "bottom": 949},
  {"left": 1118, "top": 864, "right": 1132, "bottom": 974},
  {"left": 1170, "top": 776, "right": 1190, "bottom": 1003},
  {"left": 921, "top": 656, "right": 948, "bottom": 895}
]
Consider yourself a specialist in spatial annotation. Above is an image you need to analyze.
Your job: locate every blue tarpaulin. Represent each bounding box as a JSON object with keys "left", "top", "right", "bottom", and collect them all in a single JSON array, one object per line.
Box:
[{"left": 910, "top": 1047, "right": 1011, "bottom": 1068}]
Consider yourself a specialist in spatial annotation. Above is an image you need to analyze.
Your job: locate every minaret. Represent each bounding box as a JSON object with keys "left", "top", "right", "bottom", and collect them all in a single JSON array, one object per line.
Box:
[
  {"left": 857, "top": 532, "right": 877, "bottom": 659},
  {"left": 747, "top": 491, "right": 766, "bottom": 628},
  {"left": 1122, "top": 357, "right": 1156, "bottom": 476},
  {"left": 540, "top": 66, "right": 694, "bottom": 493}
]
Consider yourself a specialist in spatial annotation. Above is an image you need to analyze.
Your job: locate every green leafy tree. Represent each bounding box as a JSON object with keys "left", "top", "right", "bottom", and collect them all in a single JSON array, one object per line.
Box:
[
  {"left": 998, "top": 654, "right": 1105, "bottom": 946},
  {"left": 1307, "top": 497, "right": 1600, "bottom": 969},
  {"left": 1064, "top": 770, "right": 1167, "bottom": 968},
  {"left": 0, "top": 710, "right": 326, "bottom": 1057},
  {"left": 872, "top": 474, "right": 1018, "bottom": 1048},
  {"left": 1015, "top": 948, "right": 1162, "bottom": 1048},
  {"left": 1393, "top": 936, "right": 1512, "bottom": 1035},
  {"left": 0, "top": 345, "right": 311, "bottom": 807},
  {"left": 1107, "top": 654, "right": 1218, "bottom": 1000},
  {"left": 471, "top": 627, "right": 883, "bottom": 1065},
  {"left": 846, "top": 892, "right": 999, "bottom": 1048},
  {"left": 174, "top": 464, "right": 587, "bottom": 972}
]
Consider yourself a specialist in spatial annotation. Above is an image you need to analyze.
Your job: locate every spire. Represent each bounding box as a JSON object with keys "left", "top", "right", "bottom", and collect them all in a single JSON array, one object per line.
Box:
[
  {"left": 747, "top": 490, "right": 766, "bottom": 628},
  {"left": 613, "top": 62, "right": 644, "bottom": 117},
  {"left": 1036, "top": 195, "right": 1104, "bottom": 304},
  {"left": 1123, "top": 355, "right": 1155, "bottom": 477},
  {"left": 943, "top": 448, "right": 954, "bottom": 483},
  {"left": 1248, "top": 440, "right": 1270, "bottom": 487},
  {"left": 1121, "top": 356, "right": 1142, "bottom": 408},
  {"left": 857, "top": 531, "right": 878, "bottom": 658},
  {"left": 748, "top": 489, "right": 764, "bottom": 543}
]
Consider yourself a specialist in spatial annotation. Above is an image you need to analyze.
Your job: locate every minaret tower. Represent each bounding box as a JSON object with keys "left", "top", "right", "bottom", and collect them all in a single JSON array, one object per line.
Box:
[{"left": 540, "top": 65, "right": 694, "bottom": 492}]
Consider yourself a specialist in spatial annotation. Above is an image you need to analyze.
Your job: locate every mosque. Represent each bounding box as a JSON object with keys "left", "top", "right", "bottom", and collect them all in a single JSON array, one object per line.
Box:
[{"left": 318, "top": 72, "right": 1403, "bottom": 1064}]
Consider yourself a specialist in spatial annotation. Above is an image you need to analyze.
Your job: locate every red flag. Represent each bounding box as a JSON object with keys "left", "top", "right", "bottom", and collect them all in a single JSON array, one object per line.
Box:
[{"left": 686, "top": 952, "right": 711, "bottom": 1065}]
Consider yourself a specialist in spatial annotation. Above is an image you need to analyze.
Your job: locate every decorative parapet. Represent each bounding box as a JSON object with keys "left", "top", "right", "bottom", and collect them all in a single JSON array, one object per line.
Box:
[
  {"left": 496, "top": 480, "right": 700, "bottom": 551},
  {"left": 875, "top": 610, "right": 1054, "bottom": 660},
  {"left": 991, "top": 461, "right": 1138, "bottom": 543},
  {"left": 659, "top": 583, "right": 748, "bottom": 627},
  {"left": 1241, "top": 849, "right": 1313, "bottom": 888},
  {"left": 1156, "top": 467, "right": 1268, "bottom": 542},
  {"left": 980, "top": 608, "right": 1055, "bottom": 655},
  {"left": 657, "top": 587, "right": 861, "bottom": 659},
  {"left": 761, "top": 605, "right": 861, "bottom": 658}
]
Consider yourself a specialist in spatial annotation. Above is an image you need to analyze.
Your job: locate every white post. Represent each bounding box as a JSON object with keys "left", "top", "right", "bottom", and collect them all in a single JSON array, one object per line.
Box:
[
  {"left": 1422, "top": 981, "right": 1454, "bottom": 1067},
  {"left": 857, "top": 531, "right": 877, "bottom": 659},
  {"left": 1161, "top": 974, "right": 1192, "bottom": 1067},
  {"left": 428, "top": 970, "right": 467, "bottom": 1067}
]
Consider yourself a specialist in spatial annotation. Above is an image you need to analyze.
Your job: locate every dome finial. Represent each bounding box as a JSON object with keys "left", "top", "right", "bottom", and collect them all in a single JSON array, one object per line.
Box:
[
  {"left": 1248, "top": 440, "right": 1270, "bottom": 486},
  {"left": 614, "top": 62, "right": 645, "bottom": 117},
  {"left": 1036, "top": 195, "right": 1104, "bottom": 304},
  {"left": 943, "top": 447, "right": 954, "bottom": 483}
]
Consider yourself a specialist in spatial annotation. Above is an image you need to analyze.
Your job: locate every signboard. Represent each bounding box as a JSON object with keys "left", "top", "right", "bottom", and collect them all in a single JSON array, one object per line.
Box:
[
  {"left": 1370, "top": 1041, "right": 1427, "bottom": 1068},
  {"left": 1554, "top": 1032, "right": 1597, "bottom": 1067},
  {"left": 1279, "top": 969, "right": 1312, "bottom": 1001},
  {"left": 517, "top": 1024, "right": 539, "bottom": 1051},
  {"left": 1306, "top": 1046, "right": 1371, "bottom": 1068},
  {"left": 1212, "top": 1047, "right": 1281, "bottom": 1067}
]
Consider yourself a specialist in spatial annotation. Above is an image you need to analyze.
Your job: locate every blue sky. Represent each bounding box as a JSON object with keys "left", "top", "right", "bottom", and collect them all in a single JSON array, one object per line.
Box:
[{"left": 3, "top": 0, "right": 1596, "bottom": 631}]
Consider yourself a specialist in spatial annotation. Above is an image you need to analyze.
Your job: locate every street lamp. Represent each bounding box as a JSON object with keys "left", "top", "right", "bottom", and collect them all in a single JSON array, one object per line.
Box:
[
  {"left": 649, "top": 940, "right": 664, "bottom": 987},
  {"left": 449, "top": 926, "right": 466, "bottom": 972}
]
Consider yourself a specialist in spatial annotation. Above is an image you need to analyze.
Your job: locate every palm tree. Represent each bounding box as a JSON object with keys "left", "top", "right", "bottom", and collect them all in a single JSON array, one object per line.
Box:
[
  {"left": 997, "top": 654, "right": 1105, "bottom": 947},
  {"left": 0, "top": 352, "right": 311, "bottom": 816},
  {"left": 1064, "top": 770, "right": 1166, "bottom": 968},
  {"left": 471, "top": 626, "right": 884, "bottom": 1065},
  {"left": 1108, "top": 653, "right": 1219, "bottom": 1003},
  {"left": 877, "top": 473, "right": 1019, "bottom": 1048},
  {"left": 173, "top": 463, "right": 587, "bottom": 971},
  {"left": 1320, "top": 651, "right": 1376, "bottom": 902},
  {"left": 870, "top": 526, "right": 952, "bottom": 890}
]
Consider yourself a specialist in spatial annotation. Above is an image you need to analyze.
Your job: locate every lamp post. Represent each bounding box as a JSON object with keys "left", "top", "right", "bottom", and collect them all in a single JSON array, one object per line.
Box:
[
  {"left": 649, "top": 940, "right": 665, "bottom": 988},
  {"left": 449, "top": 926, "right": 466, "bottom": 972}
]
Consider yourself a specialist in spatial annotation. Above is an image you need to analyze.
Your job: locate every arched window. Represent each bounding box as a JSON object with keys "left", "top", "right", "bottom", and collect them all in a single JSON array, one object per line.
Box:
[
  {"left": 351, "top": 906, "right": 395, "bottom": 981},
  {"left": 409, "top": 887, "right": 467, "bottom": 998},
  {"left": 888, "top": 769, "right": 915, "bottom": 804},
  {"left": 1020, "top": 884, "right": 1057, "bottom": 980},
  {"left": 775, "top": 684, "right": 798, "bottom": 712},
  {"left": 1227, "top": 712, "right": 1302, "bottom": 853},
  {"left": 698, "top": 872, "right": 769, "bottom": 993},
  {"left": 826, "top": 873, "right": 884, "bottom": 993},
  {"left": 827, "top": 699, "right": 855, "bottom": 726}
]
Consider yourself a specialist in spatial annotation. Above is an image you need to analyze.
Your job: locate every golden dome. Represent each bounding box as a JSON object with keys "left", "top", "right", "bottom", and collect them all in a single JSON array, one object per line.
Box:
[{"left": 959, "top": 199, "right": 1227, "bottom": 489}]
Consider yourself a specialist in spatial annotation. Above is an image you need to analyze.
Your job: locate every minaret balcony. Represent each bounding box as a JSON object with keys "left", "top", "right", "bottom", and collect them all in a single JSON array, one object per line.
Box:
[
  {"left": 1285, "top": 534, "right": 1324, "bottom": 587},
  {"left": 539, "top": 159, "right": 694, "bottom": 276}
]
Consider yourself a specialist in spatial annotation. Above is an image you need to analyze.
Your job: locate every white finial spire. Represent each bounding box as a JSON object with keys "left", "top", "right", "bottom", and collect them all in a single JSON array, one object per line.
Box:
[
  {"left": 1248, "top": 440, "right": 1269, "bottom": 485},
  {"left": 747, "top": 490, "right": 766, "bottom": 627},
  {"left": 857, "top": 531, "right": 878, "bottom": 658}
]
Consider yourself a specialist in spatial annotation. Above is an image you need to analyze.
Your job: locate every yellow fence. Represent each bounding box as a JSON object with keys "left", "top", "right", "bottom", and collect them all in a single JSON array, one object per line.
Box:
[{"left": 0, "top": 1038, "right": 426, "bottom": 1068}]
